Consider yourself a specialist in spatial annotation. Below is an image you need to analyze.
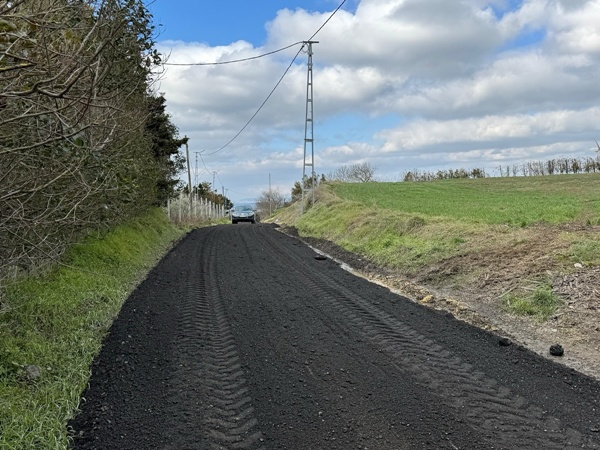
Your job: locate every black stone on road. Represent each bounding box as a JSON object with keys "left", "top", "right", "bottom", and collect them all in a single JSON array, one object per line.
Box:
[{"left": 69, "top": 224, "right": 600, "bottom": 449}]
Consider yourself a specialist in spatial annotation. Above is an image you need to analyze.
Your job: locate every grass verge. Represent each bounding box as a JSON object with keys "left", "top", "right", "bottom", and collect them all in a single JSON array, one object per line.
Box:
[
  {"left": 284, "top": 185, "right": 483, "bottom": 274},
  {"left": 275, "top": 178, "right": 600, "bottom": 275},
  {"left": 0, "top": 208, "right": 185, "bottom": 449}
]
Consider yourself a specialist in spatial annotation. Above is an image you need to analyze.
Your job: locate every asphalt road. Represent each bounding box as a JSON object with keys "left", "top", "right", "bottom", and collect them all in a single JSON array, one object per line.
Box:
[{"left": 69, "top": 224, "right": 600, "bottom": 449}]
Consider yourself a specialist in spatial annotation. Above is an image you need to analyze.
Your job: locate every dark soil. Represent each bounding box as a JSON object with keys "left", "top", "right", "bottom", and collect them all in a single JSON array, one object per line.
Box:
[{"left": 69, "top": 224, "right": 600, "bottom": 449}]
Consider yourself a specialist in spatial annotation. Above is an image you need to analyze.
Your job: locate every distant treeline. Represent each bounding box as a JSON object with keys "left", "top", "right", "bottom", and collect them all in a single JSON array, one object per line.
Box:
[
  {"left": 496, "top": 155, "right": 600, "bottom": 177},
  {"left": 402, "top": 154, "right": 600, "bottom": 182}
]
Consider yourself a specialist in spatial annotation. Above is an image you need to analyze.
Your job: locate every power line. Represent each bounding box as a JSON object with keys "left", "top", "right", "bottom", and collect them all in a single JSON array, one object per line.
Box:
[
  {"left": 309, "top": 0, "right": 347, "bottom": 41},
  {"left": 164, "top": 41, "right": 303, "bottom": 66},
  {"left": 162, "top": 0, "right": 347, "bottom": 67},
  {"left": 202, "top": 45, "right": 305, "bottom": 156},
  {"left": 197, "top": 0, "right": 348, "bottom": 158},
  {"left": 198, "top": 151, "right": 212, "bottom": 175},
  {"left": 215, "top": 172, "right": 226, "bottom": 191}
]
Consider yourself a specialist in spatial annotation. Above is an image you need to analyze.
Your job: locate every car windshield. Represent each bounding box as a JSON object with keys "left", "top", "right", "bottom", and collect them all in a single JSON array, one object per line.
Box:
[{"left": 233, "top": 205, "right": 253, "bottom": 212}]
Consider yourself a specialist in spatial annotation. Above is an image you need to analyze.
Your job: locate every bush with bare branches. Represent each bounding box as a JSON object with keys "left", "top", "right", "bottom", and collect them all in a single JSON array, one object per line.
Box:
[{"left": 0, "top": 0, "right": 182, "bottom": 283}]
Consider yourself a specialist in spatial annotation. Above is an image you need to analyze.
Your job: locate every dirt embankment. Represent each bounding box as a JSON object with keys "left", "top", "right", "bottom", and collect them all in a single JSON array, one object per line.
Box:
[{"left": 278, "top": 223, "right": 600, "bottom": 381}]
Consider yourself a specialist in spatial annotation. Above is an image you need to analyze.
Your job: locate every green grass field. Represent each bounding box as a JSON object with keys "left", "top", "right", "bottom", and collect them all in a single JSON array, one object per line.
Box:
[
  {"left": 0, "top": 208, "right": 185, "bottom": 449},
  {"left": 273, "top": 174, "right": 600, "bottom": 320},
  {"left": 331, "top": 174, "right": 600, "bottom": 226}
]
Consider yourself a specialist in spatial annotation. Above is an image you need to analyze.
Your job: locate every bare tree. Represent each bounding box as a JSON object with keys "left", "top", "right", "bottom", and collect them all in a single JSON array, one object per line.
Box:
[
  {"left": 327, "top": 165, "right": 352, "bottom": 182},
  {"left": 328, "top": 162, "right": 377, "bottom": 182},
  {"left": 351, "top": 162, "right": 377, "bottom": 182},
  {"left": 255, "top": 189, "right": 286, "bottom": 218}
]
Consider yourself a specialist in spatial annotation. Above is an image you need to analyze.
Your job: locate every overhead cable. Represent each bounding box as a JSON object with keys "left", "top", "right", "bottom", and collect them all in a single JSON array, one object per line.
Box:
[
  {"left": 200, "top": 0, "right": 348, "bottom": 157},
  {"left": 216, "top": 172, "right": 225, "bottom": 189},
  {"left": 198, "top": 152, "right": 212, "bottom": 175},
  {"left": 163, "top": 0, "right": 347, "bottom": 67},
  {"left": 164, "top": 41, "right": 303, "bottom": 66},
  {"left": 202, "top": 44, "right": 305, "bottom": 156},
  {"left": 308, "top": 0, "right": 347, "bottom": 41}
]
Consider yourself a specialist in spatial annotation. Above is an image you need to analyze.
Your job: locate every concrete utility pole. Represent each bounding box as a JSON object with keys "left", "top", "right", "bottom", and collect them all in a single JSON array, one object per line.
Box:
[
  {"left": 301, "top": 41, "right": 318, "bottom": 214},
  {"left": 269, "top": 173, "right": 272, "bottom": 216},
  {"left": 185, "top": 138, "right": 192, "bottom": 214},
  {"left": 212, "top": 171, "right": 219, "bottom": 203},
  {"left": 194, "top": 152, "right": 202, "bottom": 188}
]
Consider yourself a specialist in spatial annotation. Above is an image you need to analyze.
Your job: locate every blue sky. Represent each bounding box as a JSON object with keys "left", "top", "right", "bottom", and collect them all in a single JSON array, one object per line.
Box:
[
  {"left": 146, "top": 0, "right": 600, "bottom": 204},
  {"left": 149, "top": 1, "right": 354, "bottom": 45}
]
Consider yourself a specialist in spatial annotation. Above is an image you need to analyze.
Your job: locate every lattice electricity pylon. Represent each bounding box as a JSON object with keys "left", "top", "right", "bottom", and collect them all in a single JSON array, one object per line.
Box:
[{"left": 301, "top": 41, "right": 318, "bottom": 214}]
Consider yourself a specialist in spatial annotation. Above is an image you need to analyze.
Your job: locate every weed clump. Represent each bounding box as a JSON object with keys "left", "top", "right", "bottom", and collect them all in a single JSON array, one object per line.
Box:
[{"left": 503, "top": 284, "right": 563, "bottom": 321}]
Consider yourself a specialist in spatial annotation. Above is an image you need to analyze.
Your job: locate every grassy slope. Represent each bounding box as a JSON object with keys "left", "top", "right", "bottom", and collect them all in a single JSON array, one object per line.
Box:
[
  {"left": 288, "top": 184, "right": 484, "bottom": 271},
  {"left": 0, "top": 208, "right": 185, "bottom": 449},
  {"left": 273, "top": 174, "right": 599, "bottom": 317},
  {"left": 286, "top": 175, "right": 600, "bottom": 270}
]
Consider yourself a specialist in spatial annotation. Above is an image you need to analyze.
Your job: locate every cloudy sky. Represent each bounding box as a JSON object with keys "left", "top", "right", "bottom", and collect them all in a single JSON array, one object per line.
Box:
[{"left": 148, "top": 0, "right": 600, "bottom": 204}]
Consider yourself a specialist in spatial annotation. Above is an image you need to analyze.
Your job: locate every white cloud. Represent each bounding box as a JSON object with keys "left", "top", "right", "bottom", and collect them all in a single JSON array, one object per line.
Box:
[
  {"left": 378, "top": 107, "right": 600, "bottom": 152},
  {"left": 155, "top": 0, "right": 600, "bottom": 201},
  {"left": 267, "top": 0, "right": 502, "bottom": 76},
  {"left": 547, "top": 0, "right": 600, "bottom": 57}
]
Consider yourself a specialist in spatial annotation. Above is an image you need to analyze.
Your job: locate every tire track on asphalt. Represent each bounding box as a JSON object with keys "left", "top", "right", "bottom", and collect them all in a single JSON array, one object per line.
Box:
[
  {"left": 168, "top": 227, "right": 265, "bottom": 450},
  {"left": 257, "top": 226, "right": 600, "bottom": 449}
]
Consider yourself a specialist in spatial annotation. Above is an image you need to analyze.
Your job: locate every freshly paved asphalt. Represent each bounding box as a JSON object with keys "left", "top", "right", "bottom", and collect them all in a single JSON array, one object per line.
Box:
[{"left": 69, "top": 224, "right": 600, "bottom": 449}]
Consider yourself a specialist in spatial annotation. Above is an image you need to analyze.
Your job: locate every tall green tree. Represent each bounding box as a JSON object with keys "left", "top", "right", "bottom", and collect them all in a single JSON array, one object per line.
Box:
[{"left": 145, "top": 94, "right": 186, "bottom": 205}]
